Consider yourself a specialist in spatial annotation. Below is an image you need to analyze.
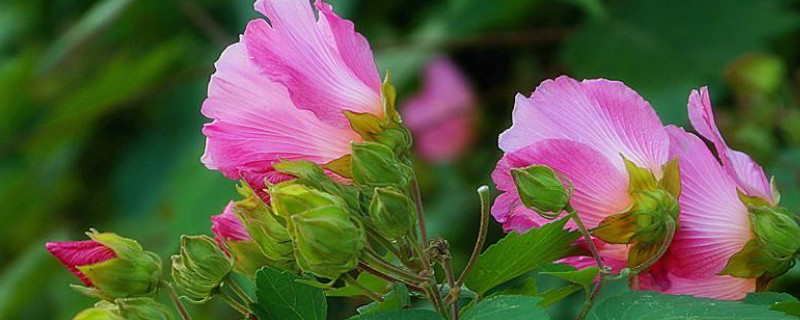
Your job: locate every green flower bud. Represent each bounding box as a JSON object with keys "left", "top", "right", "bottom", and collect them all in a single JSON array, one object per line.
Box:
[
  {"left": 232, "top": 187, "right": 296, "bottom": 271},
  {"left": 350, "top": 141, "right": 412, "bottom": 189},
  {"left": 368, "top": 187, "right": 417, "bottom": 240},
  {"left": 750, "top": 206, "right": 800, "bottom": 262},
  {"left": 115, "top": 298, "right": 174, "bottom": 320},
  {"left": 511, "top": 165, "right": 570, "bottom": 217},
  {"left": 171, "top": 235, "right": 233, "bottom": 301},
  {"left": 270, "top": 183, "right": 341, "bottom": 218},
  {"left": 289, "top": 204, "right": 366, "bottom": 279},
  {"left": 72, "top": 302, "right": 122, "bottom": 320}
]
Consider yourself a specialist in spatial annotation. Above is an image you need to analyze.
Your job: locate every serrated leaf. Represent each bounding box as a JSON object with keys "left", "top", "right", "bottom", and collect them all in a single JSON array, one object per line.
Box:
[
  {"left": 252, "top": 267, "right": 326, "bottom": 320},
  {"left": 588, "top": 291, "right": 796, "bottom": 319},
  {"left": 461, "top": 295, "right": 551, "bottom": 320},
  {"left": 350, "top": 309, "right": 443, "bottom": 320},
  {"left": 464, "top": 218, "right": 579, "bottom": 295}
]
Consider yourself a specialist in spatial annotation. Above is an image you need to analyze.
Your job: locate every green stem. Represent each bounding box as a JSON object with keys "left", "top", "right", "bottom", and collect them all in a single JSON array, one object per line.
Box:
[
  {"left": 567, "top": 207, "right": 606, "bottom": 320},
  {"left": 455, "top": 186, "right": 491, "bottom": 289},
  {"left": 162, "top": 281, "right": 192, "bottom": 320},
  {"left": 218, "top": 291, "right": 251, "bottom": 317},
  {"left": 343, "top": 274, "right": 385, "bottom": 302},
  {"left": 410, "top": 175, "right": 429, "bottom": 247},
  {"left": 358, "top": 263, "right": 425, "bottom": 293},
  {"left": 224, "top": 277, "right": 253, "bottom": 305},
  {"left": 363, "top": 250, "right": 427, "bottom": 283},
  {"left": 442, "top": 257, "right": 459, "bottom": 320}
]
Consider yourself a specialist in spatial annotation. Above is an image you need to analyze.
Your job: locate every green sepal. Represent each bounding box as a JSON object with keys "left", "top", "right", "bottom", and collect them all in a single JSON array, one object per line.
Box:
[
  {"left": 738, "top": 190, "right": 773, "bottom": 208},
  {"left": 170, "top": 235, "right": 233, "bottom": 301},
  {"left": 323, "top": 155, "right": 353, "bottom": 179},
  {"left": 719, "top": 239, "right": 781, "bottom": 278},
  {"left": 226, "top": 240, "right": 275, "bottom": 278},
  {"left": 658, "top": 157, "right": 681, "bottom": 199},
  {"left": 350, "top": 141, "right": 412, "bottom": 190},
  {"left": 592, "top": 211, "right": 637, "bottom": 245},
  {"left": 72, "top": 301, "right": 122, "bottom": 320},
  {"left": 381, "top": 71, "right": 400, "bottom": 124},
  {"left": 115, "top": 297, "right": 174, "bottom": 320},
  {"left": 368, "top": 186, "right": 417, "bottom": 240},
  {"left": 272, "top": 159, "right": 359, "bottom": 208},
  {"left": 232, "top": 184, "right": 295, "bottom": 269},
  {"left": 623, "top": 156, "right": 659, "bottom": 193}
]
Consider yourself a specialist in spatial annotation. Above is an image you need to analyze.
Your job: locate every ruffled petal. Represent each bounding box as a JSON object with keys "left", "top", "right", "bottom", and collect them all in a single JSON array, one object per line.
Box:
[
  {"left": 492, "top": 139, "right": 632, "bottom": 228},
  {"left": 663, "top": 126, "right": 752, "bottom": 278},
  {"left": 638, "top": 271, "right": 756, "bottom": 300},
  {"left": 402, "top": 57, "right": 476, "bottom": 162},
  {"left": 211, "top": 201, "right": 251, "bottom": 243},
  {"left": 201, "top": 41, "right": 358, "bottom": 179},
  {"left": 687, "top": 87, "right": 773, "bottom": 203},
  {"left": 246, "top": 0, "right": 381, "bottom": 129},
  {"left": 499, "top": 76, "right": 669, "bottom": 175},
  {"left": 45, "top": 240, "right": 117, "bottom": 287}
]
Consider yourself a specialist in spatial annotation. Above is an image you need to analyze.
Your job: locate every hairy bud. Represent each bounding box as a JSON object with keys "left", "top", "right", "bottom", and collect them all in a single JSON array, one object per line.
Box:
[
  {"left": 171, "top": 235, "right": 232, "bottom": 301},
  {"left": 350, "top": 141, "right": 412, "bottom": 189},
  {"left": 368, "top": 187, "right": 417, "bottom": 240}
]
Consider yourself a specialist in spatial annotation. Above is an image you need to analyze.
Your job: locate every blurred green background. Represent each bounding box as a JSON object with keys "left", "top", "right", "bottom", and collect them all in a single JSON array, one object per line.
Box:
[{"left": 1, "top": 0, "right": 800, "bottom": 319}]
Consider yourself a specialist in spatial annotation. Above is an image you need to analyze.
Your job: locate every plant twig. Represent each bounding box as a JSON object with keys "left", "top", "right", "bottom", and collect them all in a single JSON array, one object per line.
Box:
[
  {"left": 343, "top": 274, "right": 385, "bottom": 302},
  {"left": 568, "top": 206, "right": 605, "bottom": 320},
  {"left": 218, "top": 291, "right": 251, "bottom": 317},
  {"left": 410, "top": 175, "right": 429, "bottom": 247},
  {"left": 442, "top": 257, "right": 459, "bottom": 320},
  {"left": 358, "top": 263, "right": 425, "bottom": 293},
  {"left": 162, "top": 281, "right": 192, "bottom": 320},
  {"left": 455, "top": 186, "right": 491, "bottom": 289},
  {"left": 363, "top": 250, "right": 427, "bottom": 283}
]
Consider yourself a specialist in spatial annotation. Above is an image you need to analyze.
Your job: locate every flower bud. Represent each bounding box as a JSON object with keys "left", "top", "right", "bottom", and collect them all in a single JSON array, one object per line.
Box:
[
  {"left": 750, "top": 206, "right": 800, "bottom": 262},
  {"left": 350, "top": 141, "right": 412, "bottom": 189},
  {"left": 511, "top": 165, "right": 570, "bottom": 217},
  {"left": 290, "top": 205, "right": 366, "bottom": 279},
  {"left": 170, "top": 235, "right": 233, "bottom": 301},
  {"left": 72, "top": 302, "right": 122, "bottom": 320},
  {"left": 270, "top": 183, "right": 342, "bottom": 217},
  {"left": 368, "top": 187, "right": 417, "bottom": 240},
  {"left": 116, "top": 298, "right": 174, "bottom": 320},
  {"left": 212, "top": 201, "right": 276, "bottom": 276},
  {"left": 46, "top": 230, "right": 162, "bottom": 300},
  {"left": 232, "top": 185, "right": 296, "bottom": 271}
]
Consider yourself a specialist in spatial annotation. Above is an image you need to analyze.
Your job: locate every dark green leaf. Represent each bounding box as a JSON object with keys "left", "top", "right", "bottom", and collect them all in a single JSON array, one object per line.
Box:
[
  {"left": 495, "top": 278, "right": 538, "bottom": 296},
  {"left": 327, "top": 272, "right": 389, "bottom": 297},
  {"left": 588, "top": 291, "right": 796, "bottom": 319},
  {"left": 745, "top": 293, "right": 800, "bottom": 318},
  {"left": 461, "top": 295, "right": 551, "bottom": 320},
  {"left": 540, "top": 265, "right": 599, "bottom": 288},
  {"left": 537, "top": 284, "right": 582, "bottom": 307},
  {"left": 464, "top": 218, "right": 578, "bottom": 295},
  {"left": 350, "top": 309, "right": 443, "bottom": 320},
  {"left": 253, "top": 267, "right": 327, "bottom": 320},
  {"left": 357, "top": 284, "right": 410, "bottom": 315}
]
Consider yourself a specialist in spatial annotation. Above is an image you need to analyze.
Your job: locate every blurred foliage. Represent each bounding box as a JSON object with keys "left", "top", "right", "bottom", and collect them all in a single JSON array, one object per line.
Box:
[{"left": 0, "top": 0, "right": 799, "bottom": 319}]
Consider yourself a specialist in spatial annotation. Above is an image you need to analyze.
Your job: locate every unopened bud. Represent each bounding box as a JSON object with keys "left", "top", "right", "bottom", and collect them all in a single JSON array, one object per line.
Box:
[
  {"left": 511, "top": 165, "right": 570, "bottom": 216},
  {"left": 368, "top": 187, "right": 417, "bottom": 240},
  {"left": 171, "top": 235, "right": 232, "bottom": 301},
  {"left": 750, "top": 206, "right": 800, "bottom": 261},
  {"left": 270, "top": 183, "right": 340, "bottom": 218},
  {"left": 289, "top": 205, "right": 366, "bottom": 279},
  {"left": 47, "top": 230, "right": 162, "bottom": 300},
  {"left": 72, "top": 302, "right": 121, "bottom": 320},
  {"left": 223, "top": 195, "right": 296, "bottom": 273},
  {"left": 351, "top": 141, "right": 411, "bottom": 188},
  {"left": 115, "top": 297, "right": 174, "bottom": 320}
]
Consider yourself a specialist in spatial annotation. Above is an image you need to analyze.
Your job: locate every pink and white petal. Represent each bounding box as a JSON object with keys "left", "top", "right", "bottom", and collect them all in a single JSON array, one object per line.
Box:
[
  {"left": 491, "top": 191, "right": 552, "bottom": 233},
  {"left": 638, "top": 271, "right": 756, "bottom": 300},
  {"left": 211, "top": 201, "right": 251, "bottom": 243},
  {"left": 492, "top": 139, "right": 632, "bottom": 228},
  {"left": 498, "top": 76, "right": 669, "bottom": 175},
  {"left": 246, "top": 0, "right": 381, "bottom": 129},
  {"left": 314, "top": 0, "right": 380, "bottom": 92},
  {"left": 45, "top": 240, "right": 117, "bottom": 287},
  {"left": 201, "top": 41, "right": 358, "bottom": 179},
  {"left": 687, "top": 87, "right": 773, "bottom": 203},
  {"left": 664, "top": 126, "right": 752, "bottom": 278}
]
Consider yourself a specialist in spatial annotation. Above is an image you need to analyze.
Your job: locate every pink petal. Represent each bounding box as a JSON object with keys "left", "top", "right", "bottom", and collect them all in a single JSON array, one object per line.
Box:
[
  {"left": 45, "top": 240, "right": 117, "bottom": 287},
  {"left": 402, "top": 57, "right": 476, "bottom": 162},
  {"left": 246, "top": 0, "right": 381, "bottom": 129},
  {"left": 687, "top": 87, "right": 773, "bottom": 203},
  {"left": 492, "top": 139, "right": 631, "bottom": 228},
  {"left": 663, "top": 126, "right": 752, "bottom": 279},
  {"left": 201, "top": 41, "right": 359, "bottom": 179},
  {"left": 637, "top": 270, "right": 756, "bottom": 300},
  {"left": 499, "top": 76, "right": 669, "bottom": 176},
  {"left": 239, "top": 168, "right": 296, "bottom": 203},
  {"left": 211, "top": 201, "right": 251, "bottom": 243},
  {"left": 491, "top": 139, "right": 632, "bottom": 271}
]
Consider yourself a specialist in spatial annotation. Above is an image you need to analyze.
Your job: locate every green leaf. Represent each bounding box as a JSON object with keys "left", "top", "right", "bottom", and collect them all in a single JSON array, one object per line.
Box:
[
  {"left": 540, "top": 265, "right": 599, "bottom": 288},
  {"left": 357, "top": 284, "right": 410, "bottom": 315},
  {"left": 588, "top": 291, "right": 797, "bottom": 319},
  {"left": 745, "top": 293, "right": 800, "bottom": 318},
  {"left": 252, "top": 267, "right": 327, "bottom": 320},
  {"left": 537, "top": 284, "right": 583, "bottom": 307},
  {"left": 494, "top": 278, "right": 538, "bottom": 296},
  {"left": 461, "top": 295, "right": 551, "bottom": 320},
  {"left": 350, "top": 309, "right": 443, "bottom": 320},
  {"left": 464, "top": 218, "right": 579, "bottom": 295}
]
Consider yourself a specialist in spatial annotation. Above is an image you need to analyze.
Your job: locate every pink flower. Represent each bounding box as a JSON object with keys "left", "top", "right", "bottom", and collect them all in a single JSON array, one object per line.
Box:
[
  {"left": 211, "top": 201, "right": 251, "bottom": 244},
  {"left": 636, "top": 87, "right": 773, "bottom": 300},
  {"left": 46, "top": 240, "right": 117, "bottom": 287},
  {"left": 201, "top": 0, "right": 382, "bottom": 197},
  {"left": 492, "top": 76, "right": 671, "bottom": 272},
  {"left": 401, "top": 57, "right": 477, "bottom": 162}
]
